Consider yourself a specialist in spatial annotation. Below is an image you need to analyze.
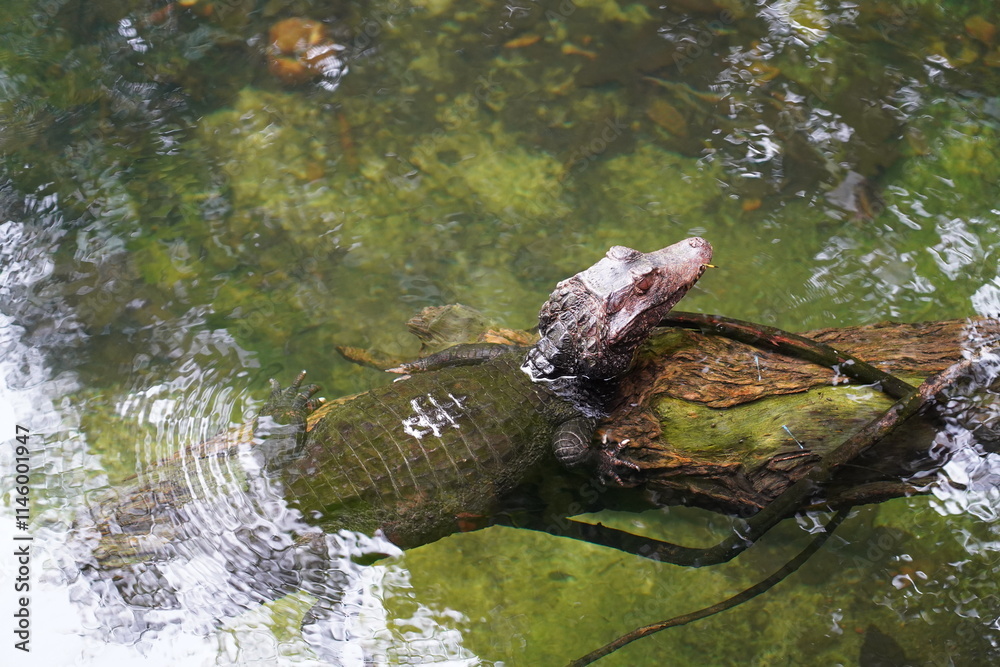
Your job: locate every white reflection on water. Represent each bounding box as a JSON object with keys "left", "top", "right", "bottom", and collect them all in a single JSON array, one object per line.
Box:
[
  {"left": 973, "top": 277, "right": 1000, "bottom": 319},
  {"left": 0, "top": 349, "right": 481, "bottom": 664},
  {"left": 926, "top": 292, "right": 1000, "bottom": 525},
  {"left": 0, "top": 221, "right": 480, "bottom": 666},
  {"left": 929, "top": 217, "right": 984, "bottom": 280}
]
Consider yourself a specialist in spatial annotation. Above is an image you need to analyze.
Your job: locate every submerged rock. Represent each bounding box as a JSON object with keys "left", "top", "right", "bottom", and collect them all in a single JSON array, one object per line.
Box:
[{"left": 267, "top": 17, "right": 346, "bottom": 86}]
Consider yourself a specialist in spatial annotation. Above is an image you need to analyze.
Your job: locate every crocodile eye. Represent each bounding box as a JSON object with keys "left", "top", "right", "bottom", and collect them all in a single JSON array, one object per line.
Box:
[
  {"left": 607, "top": 246, "right": 642, "bottom": 262},
  {"left": 632, "top": 271, "right": 655, "bottom": 292}
]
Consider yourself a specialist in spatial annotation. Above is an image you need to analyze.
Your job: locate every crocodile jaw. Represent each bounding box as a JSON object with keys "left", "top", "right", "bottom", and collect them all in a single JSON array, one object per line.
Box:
[{"left": 598, "top": 237, "right": 713, "bottom": 346}]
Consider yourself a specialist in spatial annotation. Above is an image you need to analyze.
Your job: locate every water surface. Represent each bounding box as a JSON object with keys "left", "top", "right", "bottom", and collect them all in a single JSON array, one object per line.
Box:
[{"left": 2, "top": 0, "right": 1000, "bottom": 664}]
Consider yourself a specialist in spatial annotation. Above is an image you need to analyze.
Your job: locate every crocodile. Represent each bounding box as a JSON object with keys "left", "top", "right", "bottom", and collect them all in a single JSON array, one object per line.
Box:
[
  {"left": 275, "top": 237, "right": 712, "bottom": 546},
  {"left": 81, "top": 238, "right": 712, "bottom": 628}
]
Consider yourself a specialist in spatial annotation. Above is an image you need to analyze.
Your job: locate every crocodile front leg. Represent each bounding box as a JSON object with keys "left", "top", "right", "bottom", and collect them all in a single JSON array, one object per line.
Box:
[
  {"left": 385, "top": 343, "right": 516, "bottom": 374},
  {"left": 553, "top": 417, "right": 640, "bottom": 485},
  {"left": 255, "top": 371, "right": 321, "bottom": 473}
]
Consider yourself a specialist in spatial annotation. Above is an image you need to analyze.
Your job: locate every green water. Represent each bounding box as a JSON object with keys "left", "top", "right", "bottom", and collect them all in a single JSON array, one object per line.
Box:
[{"left": 1, "top": 0, "right": 1000, "bottom": 664}]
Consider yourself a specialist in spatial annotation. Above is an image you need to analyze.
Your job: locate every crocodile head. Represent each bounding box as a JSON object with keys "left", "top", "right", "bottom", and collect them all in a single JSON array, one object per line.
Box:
[{"left": 523, "top": 237, "right": 713, "bottom": 382}]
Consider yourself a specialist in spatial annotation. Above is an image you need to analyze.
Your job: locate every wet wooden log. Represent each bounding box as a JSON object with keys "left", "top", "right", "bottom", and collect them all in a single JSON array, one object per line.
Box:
[
  {"left": 345, "top": 305, "right": 997, "bottom": 517},
  {"left": 607, "top": 315, "right": 1000, "bottom": 514}
]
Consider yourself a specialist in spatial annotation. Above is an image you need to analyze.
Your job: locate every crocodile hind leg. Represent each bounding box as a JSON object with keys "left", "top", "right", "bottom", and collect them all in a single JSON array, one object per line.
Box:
[{"left": 554, "top": 416, "right": 641, "bottom": 485}]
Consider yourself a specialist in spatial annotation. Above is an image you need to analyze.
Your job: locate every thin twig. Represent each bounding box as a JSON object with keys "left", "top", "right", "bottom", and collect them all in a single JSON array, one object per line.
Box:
[{"left": 566, "top": 509, "right": 849, "bottom": 666}]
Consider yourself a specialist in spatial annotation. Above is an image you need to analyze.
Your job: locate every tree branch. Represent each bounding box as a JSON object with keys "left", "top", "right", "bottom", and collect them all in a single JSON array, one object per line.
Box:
[{"left": 566, "top": 509, "right": 849, "bottom": 667}]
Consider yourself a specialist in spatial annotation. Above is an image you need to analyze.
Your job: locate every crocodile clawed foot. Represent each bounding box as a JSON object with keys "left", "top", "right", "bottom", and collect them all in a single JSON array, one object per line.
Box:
[
  {"left": 304, "top": 396, "right": 326, "bottom": 413},
  {"left": 263, "top": 371, "right": 322, "bottom": 425},
  {"left": 595, "top": 431, "right": 641, "bottom": 487},
  {"left": 256, "top": 372, "right": 323, "bottom": 472}
]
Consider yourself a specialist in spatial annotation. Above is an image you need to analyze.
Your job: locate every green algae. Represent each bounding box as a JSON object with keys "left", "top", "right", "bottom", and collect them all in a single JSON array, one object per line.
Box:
[
  {"left": 654, "top": 385, "right": 895, "bottom": 466},
  {"left": 4, "top": 0, "right": 1000, "bottom": 664},
  {"left": 188, "top": 83, "right": 580, "bottom": 386},
  {"left": 391, "top": 492, "right": 1000, "bottom": 665},
  {"left": 8, "top": 0, "right": 996, "bottom": 386}
]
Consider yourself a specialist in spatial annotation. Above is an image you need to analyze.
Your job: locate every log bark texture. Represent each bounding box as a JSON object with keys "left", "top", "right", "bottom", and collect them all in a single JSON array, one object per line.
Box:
[{"left": 606, "top": 317, "right": 1000, "bottom": 514}]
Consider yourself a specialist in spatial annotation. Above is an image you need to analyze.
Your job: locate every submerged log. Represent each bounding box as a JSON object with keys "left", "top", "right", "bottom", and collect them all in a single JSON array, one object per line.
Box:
[{"left": 608, "top": 315, "right": 1000, "bottom": 514}]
